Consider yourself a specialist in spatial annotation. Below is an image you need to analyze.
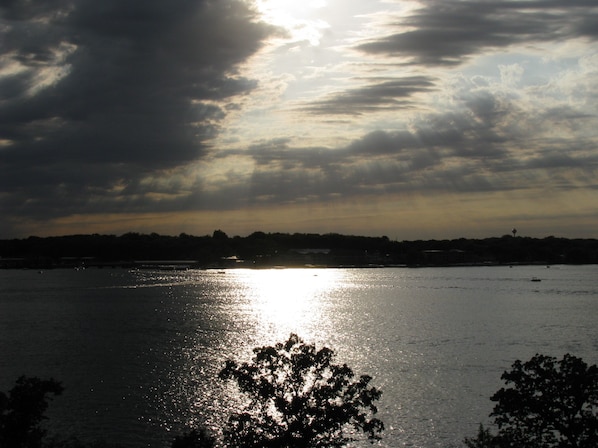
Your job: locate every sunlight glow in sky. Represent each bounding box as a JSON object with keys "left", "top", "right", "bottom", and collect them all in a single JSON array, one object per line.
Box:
[
  {"left": 1, "top": 0, "right": 597, "bottom": 239},
  {"left": 255, "top": 0, "right": 329, "bottom": 45}
]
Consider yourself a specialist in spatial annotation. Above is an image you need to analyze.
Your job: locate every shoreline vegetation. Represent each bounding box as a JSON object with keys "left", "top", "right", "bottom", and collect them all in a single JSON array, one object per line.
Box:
[{"left": 1, "top": 231, "right": 597, "bottom": 269}]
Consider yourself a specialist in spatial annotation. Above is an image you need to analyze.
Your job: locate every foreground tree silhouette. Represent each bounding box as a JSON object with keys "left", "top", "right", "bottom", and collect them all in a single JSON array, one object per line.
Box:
[
  {"left": 218, "top": 334, "right": 384, "bottom": 448},
  {"left": 465, "top": 353, "right": 598, "bottom": 448},
  {"left": 0, "top": 376, "right": 63, "bottom": 448}
]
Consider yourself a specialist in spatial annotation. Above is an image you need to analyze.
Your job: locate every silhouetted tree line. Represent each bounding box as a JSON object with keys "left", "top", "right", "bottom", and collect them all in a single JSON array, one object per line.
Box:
[
  {"left": 1, "top": 231, "right": 597, "bottom": 268},
  {"left": 2, "top": 337, "right": 597, "bottom": 448}
]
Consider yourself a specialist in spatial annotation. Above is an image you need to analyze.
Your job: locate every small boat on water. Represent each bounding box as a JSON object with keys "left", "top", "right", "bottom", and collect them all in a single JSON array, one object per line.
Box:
[{"left": 531, "top": 277, "right": 542, "bottom": 282}]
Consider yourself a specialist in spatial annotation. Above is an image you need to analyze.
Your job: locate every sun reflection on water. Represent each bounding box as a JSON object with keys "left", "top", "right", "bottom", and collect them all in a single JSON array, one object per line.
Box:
[{"left": 230, "top": 268, "right": 343, "bottom": 341}]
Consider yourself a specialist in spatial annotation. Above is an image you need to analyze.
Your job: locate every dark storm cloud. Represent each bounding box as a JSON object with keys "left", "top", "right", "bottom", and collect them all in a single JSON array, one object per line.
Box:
[
  {"left": 302, "top": 76, "right": 436, "bottom": 115},
  {"left": 357, "top": 0, "right": 598, "bottom": 65},
  {"left": 0, "top": 0, "right": 273, "bottom": 218}
]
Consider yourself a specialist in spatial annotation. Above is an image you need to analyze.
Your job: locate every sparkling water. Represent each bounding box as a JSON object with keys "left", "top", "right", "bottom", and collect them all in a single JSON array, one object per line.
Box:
[{"left": 1, "top": 265, "right": 597, "bottom": 447}]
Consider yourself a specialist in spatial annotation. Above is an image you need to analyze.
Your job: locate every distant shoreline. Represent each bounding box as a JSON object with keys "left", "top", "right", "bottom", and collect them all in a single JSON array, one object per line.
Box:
[{"left": 1, "top": 232, "right": 597, "bottom": 269}]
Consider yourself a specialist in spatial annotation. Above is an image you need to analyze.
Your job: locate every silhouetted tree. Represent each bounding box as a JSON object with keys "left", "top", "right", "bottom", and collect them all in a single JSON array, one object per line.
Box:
[
  {"left": 464, "top": 353, "right": 598, "bottom": 448},
  {"left": 219, "top": 334, "right": 384, "bottom": 448},
  {"left": 212, "top": 230, "right": 228, "bottom": 241},
  {"left": 0, "top": 376, "right": 63, "bottom": 448}
]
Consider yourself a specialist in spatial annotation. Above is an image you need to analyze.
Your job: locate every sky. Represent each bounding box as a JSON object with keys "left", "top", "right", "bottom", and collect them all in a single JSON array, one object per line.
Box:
[{"left": 1, "top": 0, "right": 597, "bottom": 240}]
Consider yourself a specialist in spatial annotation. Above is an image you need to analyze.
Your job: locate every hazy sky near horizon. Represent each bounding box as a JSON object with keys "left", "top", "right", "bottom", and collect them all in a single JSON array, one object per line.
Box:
[{"left": 1, "top": 0, "right": 597, "bottom": 239}]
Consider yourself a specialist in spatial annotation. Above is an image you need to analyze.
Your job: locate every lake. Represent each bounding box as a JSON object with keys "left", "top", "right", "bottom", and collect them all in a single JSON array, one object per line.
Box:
[{"left": 1, "top": 265, "right": 597, "bottom": 447}]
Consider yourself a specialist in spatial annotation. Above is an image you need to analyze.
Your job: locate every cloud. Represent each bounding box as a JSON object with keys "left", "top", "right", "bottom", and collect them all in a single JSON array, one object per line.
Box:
[
  {"left": 12, "top": 69, "right": 590, "bottom": 219},
  {"left": 300, "top": 76, "right": 436, "bottom": 115},
  {"left": 1, "top": 0, "right": 597, "bottom": 238},
  {"left": 218, "top": 67, "right": 597, "bottom": 207},
  {"left": 356, "top": 0, "right": 598, "bottom": 66},
  {"left": 0, "top": 0, "right": 273, "bottom": 217}
]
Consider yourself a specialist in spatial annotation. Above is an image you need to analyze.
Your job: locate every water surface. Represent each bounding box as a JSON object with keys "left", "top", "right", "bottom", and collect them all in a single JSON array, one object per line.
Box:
[{"left": 0, "top": 265, "right": 596, "bottom": 447}]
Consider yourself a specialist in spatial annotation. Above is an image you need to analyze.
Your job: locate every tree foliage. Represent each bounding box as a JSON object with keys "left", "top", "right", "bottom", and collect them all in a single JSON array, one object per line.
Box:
[
  {"left": 463, "top": 424, "right": 504, "bottom": 448},
  {"left": 0, "top": 376, "right": 64, "bottom": 448},
  {"left": 218, "top": 334, "right": 384, "bottom": 448},
  {"left": 465, "top": 353, "right": 598, "bottom": 448}
]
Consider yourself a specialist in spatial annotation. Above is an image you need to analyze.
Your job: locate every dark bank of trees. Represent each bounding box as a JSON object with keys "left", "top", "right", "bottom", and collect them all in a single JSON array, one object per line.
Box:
[{"left": 1, "top": 231, "right": 598, "bottom": 269}]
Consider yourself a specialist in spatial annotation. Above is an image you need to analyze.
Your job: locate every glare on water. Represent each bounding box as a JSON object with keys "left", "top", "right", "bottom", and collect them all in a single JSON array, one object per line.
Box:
[{"left": 228, "top": 268, "right": 342, "bottom": 340}]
